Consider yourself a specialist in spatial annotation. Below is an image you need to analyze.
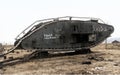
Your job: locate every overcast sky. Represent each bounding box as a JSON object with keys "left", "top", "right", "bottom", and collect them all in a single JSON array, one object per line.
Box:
[{"left": 0, "top": 0, "right": 120, "bottom": 44}]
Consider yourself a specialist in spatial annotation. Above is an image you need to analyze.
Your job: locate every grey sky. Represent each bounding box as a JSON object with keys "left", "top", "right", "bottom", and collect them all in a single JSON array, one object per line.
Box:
[{"left": 0, "top": 0, "right": 120, "bottom": 44}]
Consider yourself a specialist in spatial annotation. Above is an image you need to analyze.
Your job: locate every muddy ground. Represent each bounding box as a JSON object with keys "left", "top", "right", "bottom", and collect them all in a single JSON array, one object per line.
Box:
[{"left": 0, "top": 44, "right": 120, "bottom": 74}]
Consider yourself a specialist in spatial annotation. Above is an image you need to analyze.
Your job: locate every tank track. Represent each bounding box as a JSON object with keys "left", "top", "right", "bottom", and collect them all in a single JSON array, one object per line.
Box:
[{"left": 0, "top": 16, "right": 107, "bottom": 66}]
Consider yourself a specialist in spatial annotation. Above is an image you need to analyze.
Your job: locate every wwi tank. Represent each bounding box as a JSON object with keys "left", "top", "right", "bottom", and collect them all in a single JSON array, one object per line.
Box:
[{"left": 14, "top": 16, "right": 114, "bottom": 51}]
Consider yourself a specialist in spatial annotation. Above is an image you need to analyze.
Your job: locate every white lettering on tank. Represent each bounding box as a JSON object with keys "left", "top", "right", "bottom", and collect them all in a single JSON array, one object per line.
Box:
[{"left": 44, "top": 34, "right": 60, "bottom": 39}]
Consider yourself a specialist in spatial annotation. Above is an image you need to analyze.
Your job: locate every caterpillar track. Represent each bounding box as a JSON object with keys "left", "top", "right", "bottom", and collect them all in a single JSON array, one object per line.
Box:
[{"left": 0, "top": 16, "right": 114, "bottom": 66}]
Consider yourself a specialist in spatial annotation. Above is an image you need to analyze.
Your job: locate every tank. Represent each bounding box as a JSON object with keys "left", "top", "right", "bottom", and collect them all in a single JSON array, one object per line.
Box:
[{"left": 14, "top": 16, "right": 114, "bottom": 51}]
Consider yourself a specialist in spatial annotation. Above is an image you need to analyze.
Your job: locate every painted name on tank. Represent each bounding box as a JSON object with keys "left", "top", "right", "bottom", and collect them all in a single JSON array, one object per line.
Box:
[{"left": 44, "top": 34, "right": 60, "bottom": 39}]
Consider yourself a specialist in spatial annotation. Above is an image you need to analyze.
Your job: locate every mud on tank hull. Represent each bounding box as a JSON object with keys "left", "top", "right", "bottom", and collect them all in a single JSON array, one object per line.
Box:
[{"left": 14, "top": 17, "right": 114, "bottom": 50}]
